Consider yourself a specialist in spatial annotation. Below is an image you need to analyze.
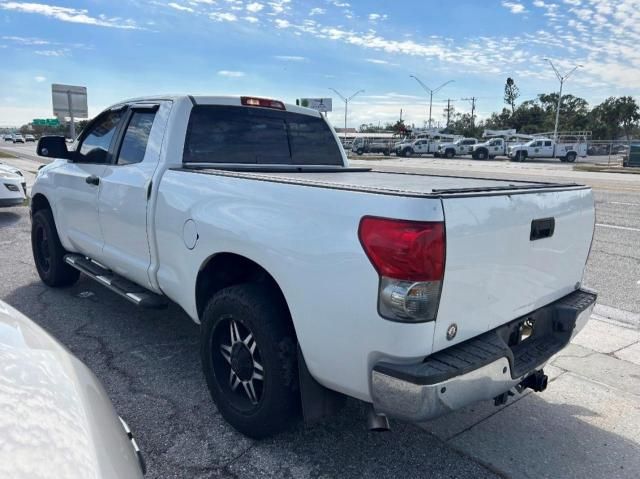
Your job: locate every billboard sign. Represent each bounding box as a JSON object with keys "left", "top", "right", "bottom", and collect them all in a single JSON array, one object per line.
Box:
[
  {"left": 298, "top": 98, "right": 332, "bottom": 113},
  {"left": 52, "top": 84, "right": 88, "bottom": 119}
]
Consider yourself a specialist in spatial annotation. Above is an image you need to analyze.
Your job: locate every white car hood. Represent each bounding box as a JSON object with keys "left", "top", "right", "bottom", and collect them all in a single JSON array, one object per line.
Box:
[
  {"left": 0, "top": 301, "right": 143, "bottom": 479},
  {"left": 0, "top": 163, "right": 23, "bottom": 178}
]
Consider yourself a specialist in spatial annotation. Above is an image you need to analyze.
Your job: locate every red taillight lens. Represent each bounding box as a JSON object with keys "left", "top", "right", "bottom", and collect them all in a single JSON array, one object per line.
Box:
[
  {"left": 358, "top": 216, "right": 445, "bottom": 282},
  {"left": 241, "top": 96, "right": 286, "bottom": 110}
]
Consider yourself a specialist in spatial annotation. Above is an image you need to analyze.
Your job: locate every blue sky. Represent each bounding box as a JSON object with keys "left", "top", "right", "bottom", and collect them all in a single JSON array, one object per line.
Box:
[{"left": 1, "top": 0, "right": 638, "bottom": 127}]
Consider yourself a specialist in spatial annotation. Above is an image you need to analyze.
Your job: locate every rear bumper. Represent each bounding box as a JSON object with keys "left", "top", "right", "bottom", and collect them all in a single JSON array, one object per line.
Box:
[{"left": 371, "top": 289, "right": 596, "bottom": 422}]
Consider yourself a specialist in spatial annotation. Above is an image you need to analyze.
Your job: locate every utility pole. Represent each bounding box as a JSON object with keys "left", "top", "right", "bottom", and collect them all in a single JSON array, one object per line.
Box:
[
  {"left": 446, "top": 99, "right": 451, "bottom": 127},
  {"left": 329, "top": 88, "right": 365, "bottom": 141},
  {"left": 543, "top": 58, "right": 582, "bottom": 142},
  {"left": 461, "top": 97, "right": 477, "bottom": 127},
  {"left": 409, "top": 75, "right": 454, "bottom": 129}
]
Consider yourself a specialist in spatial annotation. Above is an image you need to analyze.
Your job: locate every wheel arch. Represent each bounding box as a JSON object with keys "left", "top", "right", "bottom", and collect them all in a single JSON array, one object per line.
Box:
[
  {"left": 31, "top": 193, "right": 52, "bottom": 215},
  {"left": 195, "top": 252, "right": 294, "bottom": 331}
]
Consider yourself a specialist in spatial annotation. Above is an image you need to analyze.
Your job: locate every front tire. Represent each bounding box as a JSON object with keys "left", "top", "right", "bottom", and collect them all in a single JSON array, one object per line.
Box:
[
  {"left": 31, "top": 209, "right": 80, "bottom": 287},
  {"left": 200, "top": 283, "right": 300, "bottom": 439},
  {"left": 445, "top": 149, "right": 455, "bottom": 159}
]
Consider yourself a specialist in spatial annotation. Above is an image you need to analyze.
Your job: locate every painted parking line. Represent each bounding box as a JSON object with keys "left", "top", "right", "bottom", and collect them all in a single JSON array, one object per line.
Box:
[
  {"left": 609, "top": 201, "right": 640, "bottom": 206},
  {"left": 596, "top": 223, "right": 640, "bottom": 232}
]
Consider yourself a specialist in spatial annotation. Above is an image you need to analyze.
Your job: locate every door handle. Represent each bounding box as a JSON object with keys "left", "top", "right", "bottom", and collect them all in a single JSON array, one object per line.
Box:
[{"left": 85, "top": 175, "right": 100, "bottom": 186}]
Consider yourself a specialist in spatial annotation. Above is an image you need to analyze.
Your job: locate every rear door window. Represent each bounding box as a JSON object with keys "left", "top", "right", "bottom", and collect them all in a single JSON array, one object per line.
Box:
[
  {"left": 183, "top": 105, "right": 342, "bottom": 165},
  {"left": 116, "top": 111, "right": 157, "bottom": 165}
]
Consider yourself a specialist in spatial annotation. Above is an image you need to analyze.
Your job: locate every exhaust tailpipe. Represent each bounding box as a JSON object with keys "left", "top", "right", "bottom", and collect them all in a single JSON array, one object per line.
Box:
[{"left": 366, "top": 406, "right": 390, "bottom": 432}]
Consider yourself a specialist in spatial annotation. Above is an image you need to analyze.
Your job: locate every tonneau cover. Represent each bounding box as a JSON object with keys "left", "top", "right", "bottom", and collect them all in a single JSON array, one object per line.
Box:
[{"left": 177, "top": 167, "right": 586, "bottom": 198}]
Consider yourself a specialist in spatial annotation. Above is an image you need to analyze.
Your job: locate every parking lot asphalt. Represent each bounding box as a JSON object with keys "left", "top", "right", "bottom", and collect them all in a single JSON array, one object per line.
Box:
[{"left": 1, "top": 147, "right": 639, "bottom": 478}]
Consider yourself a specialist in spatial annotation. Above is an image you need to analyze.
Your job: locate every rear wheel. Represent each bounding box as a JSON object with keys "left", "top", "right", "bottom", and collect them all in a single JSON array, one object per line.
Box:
[
  {"left": 200, "top": 283, "right": 300, "bottom": 439},
  {"left": 356, "top": 149, "right": 364, "bottom": 156},
  {"left": 445, "top": 149, "right": 455, "bottom": 159},
  {"left": 404, "top": 148, "right": 413, "bottom": 157},
  {"left": 31, "top": 209, "right": 80, "bottom": 287},
  {"left": 565, "top": 152, "right": 577, "bottom": 163}
]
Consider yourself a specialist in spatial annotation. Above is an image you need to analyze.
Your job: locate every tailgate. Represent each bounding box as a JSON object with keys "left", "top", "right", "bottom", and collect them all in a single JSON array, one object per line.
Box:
[{"left": 433, "top": 187, "right": 594, "bottom": 352}]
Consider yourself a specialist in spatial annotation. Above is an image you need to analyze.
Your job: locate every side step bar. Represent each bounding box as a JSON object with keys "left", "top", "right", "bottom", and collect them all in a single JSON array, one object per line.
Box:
[{"left": 65, "top": 254, "right": 168, "bottom": 309}]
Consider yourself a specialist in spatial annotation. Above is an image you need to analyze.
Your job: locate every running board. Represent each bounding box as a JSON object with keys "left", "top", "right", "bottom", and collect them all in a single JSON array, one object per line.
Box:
[{"left": 64, "top": 254, "right": 168, "bottom": 309}]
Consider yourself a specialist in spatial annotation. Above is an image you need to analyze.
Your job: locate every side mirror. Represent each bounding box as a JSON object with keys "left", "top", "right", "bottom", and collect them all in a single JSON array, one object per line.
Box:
[{"left": 37, "top": 136, "right": 71, "bottom": 160}]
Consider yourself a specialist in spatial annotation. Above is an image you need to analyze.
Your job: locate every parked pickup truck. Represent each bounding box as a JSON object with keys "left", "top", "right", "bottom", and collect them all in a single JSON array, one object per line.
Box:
[
  {"left": 31, "top": 95, "right": 597, "bottom": 439},
  {"left": 396, "top": 138, "right": 439, "bottom": 157},
  {"left": 434, "top": 138, "right": 478, "bottom": 158},
  {"left": 508, "top": 138, "right": 587, "bottom": 162},
  {"left": 471, "top": 138, "right": 508, "bottom": 160}
]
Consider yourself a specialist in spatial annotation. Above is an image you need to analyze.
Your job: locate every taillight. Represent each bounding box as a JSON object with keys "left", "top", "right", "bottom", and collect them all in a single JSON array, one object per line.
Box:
[
  {"left": 241, "top": 96, "right": 286, "bottom": 110},
  {"left": 358, "top": 216, "right": 445, "bottom": 322}
]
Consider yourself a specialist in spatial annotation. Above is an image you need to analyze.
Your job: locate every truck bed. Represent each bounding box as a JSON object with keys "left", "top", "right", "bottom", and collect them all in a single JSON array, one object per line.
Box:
[{"left": 175, "top": 166, "right": 586, "bottom": 198}]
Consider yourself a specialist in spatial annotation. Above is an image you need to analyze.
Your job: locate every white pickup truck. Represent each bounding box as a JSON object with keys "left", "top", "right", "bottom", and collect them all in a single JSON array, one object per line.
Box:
[
  {"left": 396, "top": 138, "right": 439, "bottom": 157},
  {"left": 508, "top": 138, "right": 587, "bottom": 162},
  {"left": 31, "top": 95, "right": 597, "bottom": 439},
  {"left": 434, "top": 138, "right": 478, "bottom": 158},
  {"left": 471, "top": 138, "right": 508, "bottom": 160}
]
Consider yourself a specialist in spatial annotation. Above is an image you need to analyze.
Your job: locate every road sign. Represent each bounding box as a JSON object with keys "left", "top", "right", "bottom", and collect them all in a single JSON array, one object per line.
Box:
[
  {"left": 33, "top": 118, "right": 60, "bottom": 126},
  {"left": 52, "top": 84, "right": 88, "bottom": 119},
  {"left": 298, "top": 98, "right": 332, "bottom": 113}
]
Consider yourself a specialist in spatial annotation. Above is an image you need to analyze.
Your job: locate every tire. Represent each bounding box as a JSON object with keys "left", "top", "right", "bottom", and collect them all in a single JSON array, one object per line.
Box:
[
  {"left": 200, "top": 283, "right": 300, "bottom": 439},
  {"left": 404, "top": 149, "right": 413, "bottom": 158},
  {"left": 565, "top": 152, "right": 577, "bottom": 163},
  {"left": 475, "top": 150, "right": 487, "bottom": 160},
  {"left": 445, "top": 149, "right": 455, "bottom": 159},
  {"left": 384, "top": 150, "right": 390, "bottom": 157},
  {"left": 31, "top": 209, "right": 80, "bottom": 287},
  {"left": 513, "top": 151, "right": 526, "bottom": 162},
  {"left": 356, "top": 149, "right": 364, "bottom": 156}
]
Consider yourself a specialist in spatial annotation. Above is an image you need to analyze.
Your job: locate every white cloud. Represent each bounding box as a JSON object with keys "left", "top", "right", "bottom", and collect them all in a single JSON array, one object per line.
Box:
[
  {"left": 368, "top": 13, "right": 387, "bottom": 22},
  {"left": 365, "top": 58, "right": 390, "bottom": 64},
  {"left": 309, "top": 7, "right": 325, "bottom": 16},
  {"left": 2, "top": 35, "right": 49, "bottom": 45},
  {"left": 244, "top": 16, "right": 259, "bottom": 23},
  {"left": 33, "top": 75, "right": 46, "bottom": 82},
  {"left": 246, "top": 2, "right": 264, "bottom": 13},
  {"left": 274, "top": 18, "right": 290, "bottom": 28},
  {"left": 0, "top": 2, "right": 140, "bottom": 29},
  {"left": 274, "top": 55, "right": 306, "bottom": 61},
  {"left": 34, "top": 49, "right": 66, "bottom": 56},
  {"left": 217, "top": 70, "right": 245, "bottom": 77},
  {"left": 168, "top": 3, "right": 194, "bottom": 13},
  {"left": 502, "top": 2, "right": 527, "bottom": 14},
  {"left": 210, "top": 12, "right": 237, "bottom": 22}
]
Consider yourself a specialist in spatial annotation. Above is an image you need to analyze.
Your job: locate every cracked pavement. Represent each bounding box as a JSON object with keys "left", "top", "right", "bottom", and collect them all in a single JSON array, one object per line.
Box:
[{"left": 1, "top": 150, "right": 639, "bottom": 478}]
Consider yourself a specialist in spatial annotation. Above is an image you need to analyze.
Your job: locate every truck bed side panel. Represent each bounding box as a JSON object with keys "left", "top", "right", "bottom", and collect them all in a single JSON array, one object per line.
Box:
[{"left": 154, "top": 170, "right": 443, "bottom": 402}]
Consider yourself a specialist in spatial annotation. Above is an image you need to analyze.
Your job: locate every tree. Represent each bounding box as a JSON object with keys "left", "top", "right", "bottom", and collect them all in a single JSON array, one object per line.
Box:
[
  {"left": 504, "top": 77, "right": 520, "bottom": 114},
  {"left": 615, "top": 96, "right": 640, "bottom": 141},
  {"left": 589, "top": 97, "right": 640, "bottom": 140}
]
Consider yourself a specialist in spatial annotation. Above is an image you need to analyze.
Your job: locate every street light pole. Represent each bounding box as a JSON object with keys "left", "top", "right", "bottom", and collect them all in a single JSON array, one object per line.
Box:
[
  {"left": 543, "top": 58, "right": 582, "bottom": 142},
  {"left": 409, "top": 75, "right": 454, "bottom": 129},
  {"left": 329, "top": 88, "right": 365, "bottom": 141}
]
